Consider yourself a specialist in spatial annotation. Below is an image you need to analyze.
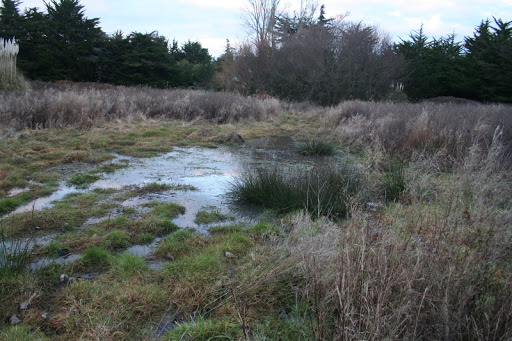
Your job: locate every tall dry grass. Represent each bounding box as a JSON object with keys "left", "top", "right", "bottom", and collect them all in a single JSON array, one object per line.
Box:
[
  {"left": 322, "top": 100, "right": 512, "bottom": 169},
  {"left": 280, "top": 140, "right": 512, "bottom": 340},
  {"left": 0, "top": 84, "right": 283, "bottom": 129}
]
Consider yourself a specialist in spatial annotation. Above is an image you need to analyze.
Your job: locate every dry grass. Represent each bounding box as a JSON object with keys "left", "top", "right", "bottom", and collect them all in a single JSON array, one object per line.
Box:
[
  {"left": 0, "top": 85, "right": 511, "bottom": 340},
  {"left": 279, "top": 143, "right": 512, "bottom": 340},
  {"left": 321, "top": 100, "right": 512, "bottom": 170},
  {"left": 0, "top": 84, "right": 283, "bottom": 130}
]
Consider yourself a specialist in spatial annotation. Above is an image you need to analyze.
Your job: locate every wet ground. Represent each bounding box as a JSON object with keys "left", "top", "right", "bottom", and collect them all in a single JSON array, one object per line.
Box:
[{"left": 2, "top": 136, "right": 326, "bottom": 270}]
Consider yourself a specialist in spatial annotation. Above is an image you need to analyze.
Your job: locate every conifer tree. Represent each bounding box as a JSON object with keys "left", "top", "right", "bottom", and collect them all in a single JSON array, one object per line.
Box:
[{"left": 0, "top": 0, "right": 22, "bottom": 39}]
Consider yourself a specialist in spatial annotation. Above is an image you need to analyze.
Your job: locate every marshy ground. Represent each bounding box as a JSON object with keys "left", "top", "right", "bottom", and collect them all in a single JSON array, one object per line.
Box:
[{"left": 0, "top": 86, "right": 511, "bottom": 340}]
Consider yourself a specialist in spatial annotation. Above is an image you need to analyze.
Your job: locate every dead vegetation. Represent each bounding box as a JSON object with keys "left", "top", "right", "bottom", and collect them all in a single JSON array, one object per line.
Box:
[{"left": 0, "top": 84, "right": 511, "bottom": 340}]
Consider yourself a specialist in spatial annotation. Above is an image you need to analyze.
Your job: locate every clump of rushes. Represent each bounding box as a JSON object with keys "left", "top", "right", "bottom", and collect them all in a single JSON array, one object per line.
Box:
[
  {"left": 230, "top": 162, "right": 363, "bottom": 219},
  {"left": 194, "top": 210, "right": 234, "bottom": 224},
  {"left": 380, "top": 160, "right": 406, "bottom": 202},
  {"left": 0, "top": 230, "right": 32, "bottom": 274},
  {"left": 297, "top": 139, "right": 335, "bottom": 156}
]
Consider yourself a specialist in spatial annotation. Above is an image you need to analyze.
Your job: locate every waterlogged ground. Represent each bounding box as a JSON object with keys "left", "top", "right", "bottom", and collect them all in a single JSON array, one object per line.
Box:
[{"left": 3, "top": 135, "right": 319, "bottom": 270}]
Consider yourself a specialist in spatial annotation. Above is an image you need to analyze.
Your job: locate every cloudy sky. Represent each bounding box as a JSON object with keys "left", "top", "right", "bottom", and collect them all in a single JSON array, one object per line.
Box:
[{"left": 18, "top": 0, "right": 512, "bottom": 57}]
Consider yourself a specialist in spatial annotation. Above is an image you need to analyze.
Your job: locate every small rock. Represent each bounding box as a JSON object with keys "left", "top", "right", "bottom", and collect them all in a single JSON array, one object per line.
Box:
[
  {"left": 225, "top": 251, "right": 235, "bottom": 259},
  {"left": 35, "top": 226, "right": 42, "bottom": 230},
  {"left": 57, "top": 248, "right": 70, "bottom": 257},
  {"left": 41, "top": 312, "right": 49, "bottom": 319},
  {"left": 60, "top": 274, "right": 69, "bottom": 283},
  {"left": 9, "top": 314, "right": 22, "bottom": 325},
  {"left": 19, "top": 300, "right": 30, "bottom": 310}
]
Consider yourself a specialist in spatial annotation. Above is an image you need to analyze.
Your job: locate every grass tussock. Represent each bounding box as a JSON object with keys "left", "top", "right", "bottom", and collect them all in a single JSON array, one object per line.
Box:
[
  {"left": 229, "top": 162, "right": 364, "bottom": 219},
  {"left": 297, "top": 139, "right": 335, "bottom": 156}
]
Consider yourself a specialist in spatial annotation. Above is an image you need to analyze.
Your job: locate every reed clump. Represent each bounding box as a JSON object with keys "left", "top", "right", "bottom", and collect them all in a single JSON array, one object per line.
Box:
[{"left": 229, "top": 161, "right": 364, "bottom": 219}]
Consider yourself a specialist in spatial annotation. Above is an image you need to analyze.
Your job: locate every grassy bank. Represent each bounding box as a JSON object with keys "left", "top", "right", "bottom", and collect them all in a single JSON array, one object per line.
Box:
[{"left": 0, "top": 84, "right": 511, "bottom": 340}]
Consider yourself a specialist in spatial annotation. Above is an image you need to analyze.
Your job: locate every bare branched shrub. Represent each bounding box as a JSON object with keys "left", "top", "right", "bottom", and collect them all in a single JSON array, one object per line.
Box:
[{"left": 0, "top": 85, "right": 284, "bottom": 130}]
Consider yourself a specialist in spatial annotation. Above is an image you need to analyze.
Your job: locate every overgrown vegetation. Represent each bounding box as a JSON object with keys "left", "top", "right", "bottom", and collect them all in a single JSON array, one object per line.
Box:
[
  {"left": 0, "top": 84, "right": 510, "bottom": 340},
  {"left": 0, "top": 86, "right": 281, "bottom": 129}
]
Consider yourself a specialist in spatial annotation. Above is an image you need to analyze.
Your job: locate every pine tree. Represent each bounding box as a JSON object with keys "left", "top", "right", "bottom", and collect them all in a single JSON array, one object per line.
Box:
[
  {"left": 44, "top": 0, "right": 102, "bottom": 81},
  {"left": 0, "top": 0, "right": 22, "bottom": 39},
  {"left": 464, "top": 18, "right": 512, "bottom": 102}
]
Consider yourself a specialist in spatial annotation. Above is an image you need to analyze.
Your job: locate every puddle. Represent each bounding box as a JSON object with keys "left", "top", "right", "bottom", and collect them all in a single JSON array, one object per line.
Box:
[
  {"left": 7, "top": 187, "right": 30, "bottom": 197},
  {"left": 2, "top": 136, "right": 338, "bottom": 270},
  {"left": 30, "top": 254, "right": 82, "bottom": 271},
  {"left": 125, "top": 237, "right": 162, "bottom": 259}
]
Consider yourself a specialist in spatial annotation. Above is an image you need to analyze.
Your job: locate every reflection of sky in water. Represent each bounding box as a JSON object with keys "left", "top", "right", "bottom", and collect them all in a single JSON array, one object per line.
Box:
[
  {"left": 7, "top": 138, "right": 306, "bottom": 232},
  {"left": 4, "top": 136, "right": 334, "bottom": 270}
]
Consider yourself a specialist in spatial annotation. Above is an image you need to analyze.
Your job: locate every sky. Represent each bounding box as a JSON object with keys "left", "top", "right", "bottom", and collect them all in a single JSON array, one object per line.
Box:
[{"left": 17, "top": 0, "right": 512, "bottom": 57}]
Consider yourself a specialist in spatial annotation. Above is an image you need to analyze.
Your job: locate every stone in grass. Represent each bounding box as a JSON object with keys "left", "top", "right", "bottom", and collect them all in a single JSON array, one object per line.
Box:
[
  {"left": 225, "top": 251, "right": 235, "bottom": 258},
  {"left": 59, "top": 274, "right": 75, "bottom": 285},
  {"left": 19, "top": 301, "right": 30, "bottom": 311},
  {"left": 10, "top": 314, "right": 22, "bottom": 325}
]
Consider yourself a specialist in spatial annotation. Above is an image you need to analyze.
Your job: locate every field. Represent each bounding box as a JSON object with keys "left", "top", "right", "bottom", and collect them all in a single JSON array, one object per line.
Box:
[{"left": 0, "top": 84, "right": 511, "bottom": 340}]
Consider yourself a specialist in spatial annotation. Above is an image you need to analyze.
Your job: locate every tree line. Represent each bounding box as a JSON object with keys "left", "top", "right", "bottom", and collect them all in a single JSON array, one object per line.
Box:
[
  {"left": 1, "top": 0, "right": 510, "bottom": 103},
  {"left": 0, "top": 0, "right": 214, "bottom": 87}
]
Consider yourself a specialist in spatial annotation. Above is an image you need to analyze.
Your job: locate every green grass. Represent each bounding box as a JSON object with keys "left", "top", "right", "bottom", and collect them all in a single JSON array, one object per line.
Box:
[
  {"left": 67, "top": 173, "right": 101, "bottom": 189},
  {"left": 151, "top": 203, "right": 186, "bottom": 219},
  {"left": 136, "top": 232, "right": 154, "bottom": 244},
  {"left": 155, "top": 229, "right": 204, "bottom": 259},
  {"left": 164, "top": 249, "right": 222, "bottom": 283},
  {"left": 208, "top": 224, "right": 244, "bottom": 235},
  {"left": 0, "top": 325, "right": 49, "bottom": 341},
  {"left": 194, "top": 210, "right": 234, "bottom": 224},
  {"left": 163, "top": 317, "right": 242, "bottom": 340},
  {"left": 247, "top": 222, "right": 281, "bottom": 238},
  {"left": 80, "top": 247, "right": 112, "bottom": 268},
  {"left": 102, "top": 230, "right": 131, "bottom": 250},
  {"left": 91, "top": 163, "right": 129, "bottom": 174},
  {"left": 0, "top": 192, "right": 32, "bottom": 215},
  {"left": 110, "top": 253, "right": 149, "bottom": 279}
]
